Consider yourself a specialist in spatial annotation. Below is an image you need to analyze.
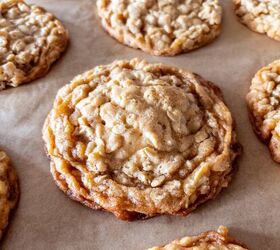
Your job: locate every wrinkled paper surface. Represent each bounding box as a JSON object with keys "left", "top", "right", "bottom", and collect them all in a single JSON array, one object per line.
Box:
[{"left": 1, "top": 0, "right": 280, "bottom": 249}]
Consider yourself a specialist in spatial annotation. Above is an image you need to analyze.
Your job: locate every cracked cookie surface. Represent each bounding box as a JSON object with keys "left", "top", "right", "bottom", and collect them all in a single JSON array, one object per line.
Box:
[
  {"left": 43, "top": 58, "right": 240, "bottom": 220},
  {"left": 148, "top": 226, "right": 249, "bottom": 250},
  {"left": 97, "top": 0, "right": 222, "bottom": 56},
  {"left": 0, "top": 0, "right": 68, "bottom": 90},
  {"left": 233, "top": 0, "right": 280, "bottom": 41},
  {"left": 247, "top": 60, "right": 280, "bottom": 162},
  {"left": 0, "top": 150, "right": 19, "bottom": 240}
]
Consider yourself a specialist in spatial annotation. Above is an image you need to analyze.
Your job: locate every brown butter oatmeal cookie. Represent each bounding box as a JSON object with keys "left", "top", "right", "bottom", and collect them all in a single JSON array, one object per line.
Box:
[
  {"left": 233, "top": 0, "right": 280, "bottom": 41},
  {"left": 43, "top": 58, "right": 241, "bottom": 220},
  {"left": 247, "top": 60, "right": 280, "bottom": 163},
  {"left": 0, "top": 0, "right": 68, "bottom": 90},
  {"left": 148, "top": 226, "right": 249, "bottom": 250},
  {"left": 0, "top": 150, "right": 19, "bottom": 240},
  {"left": 96, "top": 0, "right": 222, "bottom": 56}
]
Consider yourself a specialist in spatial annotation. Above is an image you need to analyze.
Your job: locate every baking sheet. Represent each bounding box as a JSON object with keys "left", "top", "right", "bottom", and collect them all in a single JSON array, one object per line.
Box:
[{"left": 1, "top": 0, "right": 280, "bottom": 249}]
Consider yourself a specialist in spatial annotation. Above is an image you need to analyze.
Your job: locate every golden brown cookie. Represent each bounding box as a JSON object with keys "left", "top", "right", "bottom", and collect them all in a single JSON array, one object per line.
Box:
[
  {"left": 233, "top": 0, "right": 280, "bottom": 41},
  {"left": 0, "top": 150, "right": 19, "bottom": 240},
  {"left": 43, "top": 58, "right": 241, "bottom": 220},
  {"left": 96, "top": 0, "right": 222, "bottom": 56},
  {"left": 148, "top": 226, "right": 249, "bottom": 250},
  {"left": 0, "top": 0, "right": 68, "bottom": 90},
  {"left": 247, "top": 60, "right": 280, "bottom": 163}
]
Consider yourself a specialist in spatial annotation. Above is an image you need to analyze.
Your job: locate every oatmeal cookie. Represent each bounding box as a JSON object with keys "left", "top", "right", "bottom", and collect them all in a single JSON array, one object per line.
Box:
[
  {"left": 0, "top": 150, "right": 19, "bottom": 240},
  {"left": 148, "top": 226, "right": 249, "bottom": 250},
  {"left": 43, "top": 58, "right": 241, "bottom": 220},
  {"left": 247, "top": 60, "right": 280, "bottom": 163},
  {"left": 233, "top": 0, "right": 280, "bottom": 41},
  {"left": 96, "top": 0, "right": 222, "bottom": 56},
  {"left": 0, "top": 0, "right": 68, "bottom": 90}
]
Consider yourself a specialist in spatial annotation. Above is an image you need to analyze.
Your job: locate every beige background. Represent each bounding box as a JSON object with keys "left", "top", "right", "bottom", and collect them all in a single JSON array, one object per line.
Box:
[{"left": 1, "top": 0, "right": 280, "bottom": 249}]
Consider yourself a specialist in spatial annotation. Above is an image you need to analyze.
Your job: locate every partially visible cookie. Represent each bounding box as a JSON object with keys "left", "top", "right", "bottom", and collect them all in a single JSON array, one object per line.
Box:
[
  {"left": 148, "top": 226, "right": 249, "bottom": 250},
  {"left": 96, "top": 0, "right": 222, "bottom": 56},
  {"left": 247, "top": 60, "right": 280, "bottom": 163},
  {"left": 43, "top": 58, "right": 241, "bottom": 220},
  {"left": 233, "top": 0, "right": 280, "bottom": 41},
  {"left": 0, "top": 150, "right": 19, "bottom": 240},
  {"left": 0, "top": 0, "right": 68, "bottom": 90}
]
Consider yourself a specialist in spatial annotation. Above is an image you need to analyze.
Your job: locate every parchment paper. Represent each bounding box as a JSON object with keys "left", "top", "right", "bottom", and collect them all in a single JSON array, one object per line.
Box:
[{"left": 1, "top": 0, "right": 280, "bottom": 249}]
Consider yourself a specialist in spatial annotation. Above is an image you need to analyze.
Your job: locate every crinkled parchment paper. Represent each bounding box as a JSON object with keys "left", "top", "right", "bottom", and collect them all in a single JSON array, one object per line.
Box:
[{"left": 1, "top": 0, "right": 280, "bottom": 249}]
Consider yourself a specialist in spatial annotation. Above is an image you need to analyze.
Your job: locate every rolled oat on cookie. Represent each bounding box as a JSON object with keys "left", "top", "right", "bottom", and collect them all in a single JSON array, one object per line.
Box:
[
  {"left": 247, "top": 60, "right": 280, "bottom": 163},
  {"left": 233, "top": 0, "right": 280, "bottom": 41},
  {"left": 97, "top": 0, "right": 222, "bottom": 56},
  {"left": 0, "top": 150, "right": 19, "bottom": 240},
  {"left": 43, "top": 58, "right": 241, "bottom": 220},
  {"left": 148, "top": 226, "right": 249, "bottom": 250},
  {"left": 0, "top": 0, "right": 68, "bottom": 90}
]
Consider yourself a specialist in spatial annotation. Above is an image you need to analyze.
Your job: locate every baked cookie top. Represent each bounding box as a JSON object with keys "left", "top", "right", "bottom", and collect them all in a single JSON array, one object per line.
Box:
[
  {"left": 0, "top": 150, "right": 19, "bottom": 240},
  {"left": 96, "top": 0, "right": 222, "bottom": 56},
  {"left": 233, "top": 0, "right": 280, "bottom": 41},
  {"left": 0, "top": 0, "right": 68, "bottom": 90},
  {"left": 247, "top": 60, "right": 280, "bottom": 162},
  {"left": 43, "top": 58, "right": 240, "bottom": 220},
  {"left": 148, "top": 226, "right": 248, "bottom": 250}
]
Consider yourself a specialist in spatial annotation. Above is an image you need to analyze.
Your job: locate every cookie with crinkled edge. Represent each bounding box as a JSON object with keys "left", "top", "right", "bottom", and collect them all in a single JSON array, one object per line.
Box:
[
  {"left": 247, "top": 60, "right": 280, "bottom": 163},
  {"left": 42, "top": 58, "right": 241, "bottom": 220},
  {"left": 0, "top": 0, "right": 68, "bottom": 90},
  {"left": 0, "top": 150, "right": 19, "bottom": 240},
  {"left": 96, "top": 0, "right": 222, "bottom": 56},
  {"left": 233, "top": 0, "right": 280, "bottom": 41},
  {"left": 148, "top": 226, "right": 249, "bottom": 250}
]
